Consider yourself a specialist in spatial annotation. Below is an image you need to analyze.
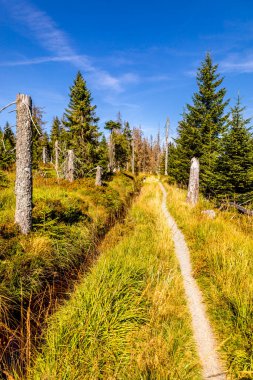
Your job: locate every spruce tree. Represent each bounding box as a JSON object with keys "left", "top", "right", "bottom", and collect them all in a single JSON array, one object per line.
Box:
[
  {"left": 104, "top": 120, "right": 121, "bottom": 171},
  {"left": 123, "top": 121, "right": 132, "bottom": 169},
  {"left": 0, "top": 122, "right": 15, "bottom": 170},
  {"left": 64, "top": 71, "right": 100, "bottom": 176},
  {"left": 215, "top": 96, "right": 253, "bottom": 202},
  {"left": 173, "top": 53, "right": 229, "bottom": 195},
  {"left": 97, "top": 135, "right": 109, "bottom": 171},
  {"left": 50, "top": 117, "right": 61, "bottom": 147},
  {"left": 32, "top": 106, "right": 45, "bottom": 168}
]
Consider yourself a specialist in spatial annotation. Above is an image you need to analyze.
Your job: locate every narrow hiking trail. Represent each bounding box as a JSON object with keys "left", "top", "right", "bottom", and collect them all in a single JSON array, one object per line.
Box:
[
  {"left": 159, "top": 181, "right": 226, "bottom": 380},
  {"left": 30, "top": 179, "right": 227, "bottom": 380}
]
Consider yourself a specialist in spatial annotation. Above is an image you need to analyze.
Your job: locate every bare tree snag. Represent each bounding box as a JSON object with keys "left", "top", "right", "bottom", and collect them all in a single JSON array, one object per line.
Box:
[
  {"left": 165, "top": 118, "right": 169, "bottom": 175},
  {"left": 42, "top": 146, "right": 47, "bottom": 164},
  {"left": 15, "top": 94, "right": 33, "bottom": 234},
  {"left": 95, "top": 166, "right": 102, "bottom": 186},
  {"left": 54, "top": 140, "right": 59, "bottom": 178},
  {"left": 187, "top": 157, "right": 199, "bottom": 206},
  {"left": 108, "top": 134, "right": 114, "bottom": 172},
  {"left": 66, "top": 150, "right": 74, "bottom": 182},
  {"left": 131, "top": 130, "right": 135, "bottom": 175}
]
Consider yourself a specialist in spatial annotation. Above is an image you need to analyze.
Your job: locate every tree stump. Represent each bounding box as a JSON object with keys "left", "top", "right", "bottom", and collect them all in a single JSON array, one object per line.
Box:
[
  {"left": 187, "top": 157, "right": 199, "bottom": 206},
  {"left": 95, "top": 166, "right": 102, "bottom": 186},
  {"left": 15, "top": 94, "right": 33, "bottom": 234}
]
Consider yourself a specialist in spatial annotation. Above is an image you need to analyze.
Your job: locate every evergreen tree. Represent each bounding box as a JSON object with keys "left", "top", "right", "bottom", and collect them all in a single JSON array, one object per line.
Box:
[
  {"left": 97, "top": 135, "right": 109, "bottom": 171},
  {"left": 0, "top": 122, "right": 15, "bottom": 170},
  {"left": 173, "top": 53, "right": 229, "bottom": 194},
  {"left": 64, "top": 71, "right": 100, "bottom": 176},
  {"left": 50, "top": 116, "right": 68, "bottom": 164},
  {"left": 32, "top": 106, "right": 45, "bottom": 168},
  {"left": 104, "top": 120, "right": 121, "bottom": 171},
  {"left": 214, "top": 97, "right": 253, "bottom": 202},
  {"left": 50, "top": 116, "right": 61, "bottom": 147},
  {"left": 123, "top": 121, "right": 132, "bottom": 170}
]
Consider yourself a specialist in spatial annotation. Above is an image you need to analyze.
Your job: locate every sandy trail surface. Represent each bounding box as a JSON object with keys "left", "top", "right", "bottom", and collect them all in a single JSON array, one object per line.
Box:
[{"left": 159, "top": 182, "right": 226, "bottom": 380}]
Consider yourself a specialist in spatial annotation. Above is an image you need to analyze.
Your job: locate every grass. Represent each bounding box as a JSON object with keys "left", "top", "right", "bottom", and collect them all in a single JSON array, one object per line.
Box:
[
  {"left": 163, "top": 181, "right": 253, "bottom": 380},
  {"left": 29, "top": 180, "right": 201, "bottom": 380},
  {"left": 0, "top": 169, "right": 137, "bottom": 378}
]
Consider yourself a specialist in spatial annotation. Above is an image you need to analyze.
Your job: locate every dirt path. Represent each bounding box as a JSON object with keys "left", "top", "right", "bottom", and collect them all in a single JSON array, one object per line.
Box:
[{"left": 159, "top": 182, "right": 226, "bottom": 380}]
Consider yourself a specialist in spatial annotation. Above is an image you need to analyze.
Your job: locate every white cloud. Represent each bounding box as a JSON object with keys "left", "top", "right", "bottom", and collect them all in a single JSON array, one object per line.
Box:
[
  {"left": 220, "top": 55, "right": 253, "bottom": 73},
  {"left": 0, "top": 0, "right": 134, "bottom": 93},
  {"left": 0, "top": 55, "right": 90, "bottom": 67}
]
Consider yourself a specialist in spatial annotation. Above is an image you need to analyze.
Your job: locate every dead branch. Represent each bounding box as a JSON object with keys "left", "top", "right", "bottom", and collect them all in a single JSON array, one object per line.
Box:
[
  {"left": 228, "top": 202, "right": 253, "bottom": 216},
  {"left": 0, "top": 101, "right": 16, "bottom": 114}
]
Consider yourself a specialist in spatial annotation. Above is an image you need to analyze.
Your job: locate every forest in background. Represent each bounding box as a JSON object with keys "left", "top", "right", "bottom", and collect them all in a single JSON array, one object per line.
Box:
[{"left": 1, "top": 52, "right": 253, "bottom": 206}]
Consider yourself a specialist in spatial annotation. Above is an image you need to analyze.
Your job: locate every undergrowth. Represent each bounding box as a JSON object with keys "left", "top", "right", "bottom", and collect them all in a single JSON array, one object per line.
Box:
[
  {"left": 0, "top": 171, "right": 138, "bottom": 378},
  {"left": 29, "top": 181, "right": 201, "bottom": 380},
  {"left": 163, "top": 181, "right": 253, "bottom": 380}
]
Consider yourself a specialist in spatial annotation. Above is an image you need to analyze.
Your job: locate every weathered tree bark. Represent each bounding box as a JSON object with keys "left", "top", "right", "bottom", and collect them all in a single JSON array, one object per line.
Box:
[
  {"left": 228, "top": 202, "right": 253, "bottom": 216},
  {"left": 187, "top": 157, "right": 199, "bottom": 206},
  {"left": 108, "top": 133, "right": 114, "bottom": 172},
  {"left": 15, "top": 94, "right": 33, "bottom": 234},
  {"left": 165, "top": 118, "right": 169, "bottom": 175},
  {"left": 66, "top": 149, "right": 74, "bottom": 182},
  {"left": 42, "top": 146, "right": 47, "bottom": 164},
  {"left": 131, "top": 132, "right": 135, "bottom": 175},
  {"left": 54, "top": 140, "right": 59, "bottom": 178},
  {"left": 95, "top": 166, "right": 102, "bottom": 186}
]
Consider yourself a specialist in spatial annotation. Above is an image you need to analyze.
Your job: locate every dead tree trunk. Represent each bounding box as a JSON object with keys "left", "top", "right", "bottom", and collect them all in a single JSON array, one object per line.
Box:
[
  {"left": 95, "top": 166, "right": 102, "bottom": 186},
  {"left": 165, "top": 118, "right": 169, "bottom": 175},
  {"left": 228, "top": 202, "right": 253, "bottom": 216},
  {"left": 42, "top": 146, "right": 47, "bottom": 164},
  {"left": 15, "top": 94, "right": 33, "bottom": 234},
  {"left": 66, "top": 150, "right": 74, "bottom": 182},
  {"left": 55, "top": 140, "right": 59, "bottom": 178},
  {"left": 108, "top": 133, "right": 114, "bottom": 172},
  {"left": 187, "top": 157, "right": 199, "bottom": 206},
  {"left": 131, "top": 132, "right": 135, "bottom": 175}
]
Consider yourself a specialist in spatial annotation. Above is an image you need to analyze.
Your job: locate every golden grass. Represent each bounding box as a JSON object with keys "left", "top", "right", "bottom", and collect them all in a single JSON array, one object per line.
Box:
[
  {"left": 29, "top": 182, "right": 201, "bottom": 380},
  {"left": 163, "top": 182, "right": 253, "bottom": 380},
  {"left": 0, "top": 172, "right": 136, "bottom": 378}
]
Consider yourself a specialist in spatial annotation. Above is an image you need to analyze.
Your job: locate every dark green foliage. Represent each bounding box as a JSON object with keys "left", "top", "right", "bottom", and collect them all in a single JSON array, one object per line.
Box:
[
  {"left": 97, "top": 135, "right": 109, "bottom": 171},
  {"left": 49, "top": 116, "right": 68, "bottom": 166},
  {"left": 105, "top": 119, "right": 132, "bottom": 171},
  {"left": 214, "top": 97, "right": 253, "bottom": 202},
  {"left": 104, "top": 120, "right": 121, "bottom": 133},
  {"left": 0, "top": 170, "right": 9, "bottom": 187},
  {"left": 123, "top": 121, "right": 132, "bottom": 168},
  {"left": 32, "top": 106, "right": 46, "bottom": 168},
  {"left": 64, "top": 71, "right": 100, "bottom": 176},
  {"left": 0, "top": 122, "right": 15, "bottom": 170},
  {"left": 50, "top": 116, "right": 62, "bottom": 147},
  {"left": 172, "top": 53, "right": 229, "bottom": 195}
]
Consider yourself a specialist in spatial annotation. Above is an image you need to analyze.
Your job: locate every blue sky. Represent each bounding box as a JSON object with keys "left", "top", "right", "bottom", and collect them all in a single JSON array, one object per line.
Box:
[{"left": 1, "top": 0, "right": 253, "bottom": 143}]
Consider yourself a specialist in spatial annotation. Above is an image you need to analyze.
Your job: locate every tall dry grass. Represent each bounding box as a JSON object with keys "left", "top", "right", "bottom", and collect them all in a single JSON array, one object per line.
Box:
[
  {"left": 30, "top": 182, "right": 201, "bottom": 380},
  {"left": 0, "top": 172, "right": 137, "bottom": 378},
  {"left": 164, "top": 182, "right": 253, "bottom": 380}
]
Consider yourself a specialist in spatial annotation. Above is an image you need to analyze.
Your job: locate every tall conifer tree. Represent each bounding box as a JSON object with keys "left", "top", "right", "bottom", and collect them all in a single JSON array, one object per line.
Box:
[
  {"left": 64, "top": 71, "right": 100, "bottom": 176},
  {"left": 215, "top": 96, "right": 253, "bottom": 201},
  {"left": 0, "top": 122, "right": 15, "bottom": 170},
  {"left": 173, "top": 53, "right": 229, "bottom": 195}
]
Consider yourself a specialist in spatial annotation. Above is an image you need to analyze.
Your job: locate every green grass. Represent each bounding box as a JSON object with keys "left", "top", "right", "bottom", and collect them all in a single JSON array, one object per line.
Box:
[
  {"left": 163, "top": 181, "right": 253, "bottom": 380},
  {"left": 0, "top": 170, "right": 137, "bottom": 377},
  {"left": 30, "top": 181, "right": 201, "bottom": 380}
]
